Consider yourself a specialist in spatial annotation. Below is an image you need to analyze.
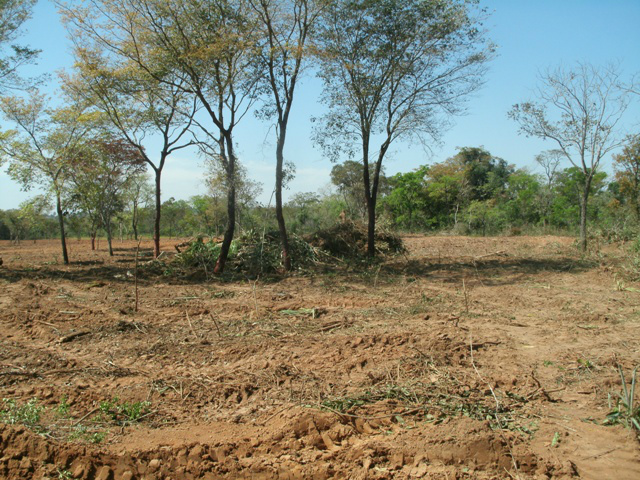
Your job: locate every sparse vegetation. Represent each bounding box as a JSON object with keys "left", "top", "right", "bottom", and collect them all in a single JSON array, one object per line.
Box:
[
  {"left": 56, "top": 468, "right": 73, "bottom": 480},
  {"left": 0, "top": 397, "right": 44, "bottom": 430},
  {"left": 1, "top": 234, "right": 639, "bottom": 478},
  {"left": 0, "top": 394, "right": 151, "bottom": 445},
  {"left": 604, "top": 365, "right": 640, "bottom": 438},
  {"left": 98, "top": 397, "right": 151, "bottom": 425},
  {"left": 320, "top": 373, "right": 535, "bottom": 435}
]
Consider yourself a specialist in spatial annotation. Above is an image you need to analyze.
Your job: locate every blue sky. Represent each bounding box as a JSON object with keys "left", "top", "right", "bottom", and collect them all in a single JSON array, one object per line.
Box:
[{"left": 1, "top": 0, "right": 639, "bottom": 210}]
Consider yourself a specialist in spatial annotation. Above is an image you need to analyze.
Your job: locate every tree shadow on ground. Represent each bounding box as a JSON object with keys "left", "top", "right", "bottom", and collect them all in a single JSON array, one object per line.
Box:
[
  {"left": 0, "top": 264, "right": 133, "bottom": 285},
  {"left": 381, "top": 256, "right": 597, "bottom": 287},
  {"left": 0, "top": 252, "right": 598, "bottom": 289}
]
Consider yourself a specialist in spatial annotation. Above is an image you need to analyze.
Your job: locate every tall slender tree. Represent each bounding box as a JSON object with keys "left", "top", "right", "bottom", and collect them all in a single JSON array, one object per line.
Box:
[
  {"left": 510, "top": 63, "right": 634, "bottom": 251},
  {"left": 124, "top": 171, "right": 154, "bottom": 241},
  {"left": 315, "top": 0, "right": 492, "bottom": 256},
  {"left": 249, "top": 0, "right": 324, "bottom": 270}
]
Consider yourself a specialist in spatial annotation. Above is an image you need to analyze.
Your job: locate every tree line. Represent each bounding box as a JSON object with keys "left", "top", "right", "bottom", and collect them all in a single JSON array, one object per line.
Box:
[
  {"left": 0, "top": 0, "right": 637, "bottom": 268},
  {"left": 2, "top": 136, "right": 640, "bottom": 247}
]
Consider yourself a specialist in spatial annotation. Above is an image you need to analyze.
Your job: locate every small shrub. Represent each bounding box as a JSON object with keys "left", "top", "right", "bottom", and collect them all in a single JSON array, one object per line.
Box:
[
  {"left": 604, "top": 365, "right": 639, "bottom": 438},
  {"left": 55, "top": 395, "right": 70, "bottom": 418},
  {"left": 0, "top": 398, "right": 44, "bottom": 429},
  {"left": 57, "top": 469, "right": 73, "bottom": 480},
  {"left": 69, "top": 424, "right": 107, "bottom": 444},
  {"left": 99, "top": 397, "right": 151, "bottom": 425}
]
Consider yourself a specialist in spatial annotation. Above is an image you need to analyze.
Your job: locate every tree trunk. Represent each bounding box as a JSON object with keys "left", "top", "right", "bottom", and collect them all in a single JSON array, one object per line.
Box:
[
  {"left": 132, "top": 201, "right": 139, "bottom": 241},
  {"left": 364, "top": 149, "right": 387, "bottom": 257},
  {"left": 153, "top": 170, "right": 162, "bottom": 258},
  {"left": 275, "top": 126, "right": 291, "bottom": 271},
  {"left": 106, "top": 220, "right": 114, "bottom": 256},
  {"left": 55, "top": 193, "right": 69, "bottom": 265},
  {"left": 214, "top": 136, "right": 236, "bottom": 274},
  {"left": 366, "top": 195, "right": 376, "bottom": 257},
  {"left": 361, "top": 136, "right": 376, "bottom": 257},
  {"left": 579, "top": 176, "right": 593, "bottom": 252},
  {"left": 90, "top": 231, "right": 96, "bottom": 251}
]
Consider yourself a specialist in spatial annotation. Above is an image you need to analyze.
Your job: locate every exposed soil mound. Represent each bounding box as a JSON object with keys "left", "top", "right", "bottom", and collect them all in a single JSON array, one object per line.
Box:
[
  {"left": 307, "top": 221, "right": 405, "bottom": 258},
  {"left": 1, "top": 404, "right": 546, "bottom": 480}
]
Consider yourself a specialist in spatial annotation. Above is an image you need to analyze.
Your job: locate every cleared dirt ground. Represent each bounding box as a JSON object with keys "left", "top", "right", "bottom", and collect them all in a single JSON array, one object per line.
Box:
[{"left": 0, "top": 235, "right": 639, "bottom": 479}]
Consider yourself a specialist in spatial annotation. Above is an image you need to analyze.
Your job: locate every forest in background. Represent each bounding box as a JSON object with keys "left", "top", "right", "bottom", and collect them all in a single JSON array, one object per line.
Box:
[{"left": 2, "top": 139, "right": 639, "bottom": 247}]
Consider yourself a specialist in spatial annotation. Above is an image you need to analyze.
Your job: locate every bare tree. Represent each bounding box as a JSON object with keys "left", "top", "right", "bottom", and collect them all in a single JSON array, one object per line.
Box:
[
  {"left": 314, "top": 0, "right": 492, "bottom": 256},
  {"left": 535, "top": 150, "right": 562, "bottom": 187},
  {"left": 510, "top": 63, "right": 634, "bottom": 251},
  {"left": 249, "top": 0, "right": 324, "bottom": 271}
]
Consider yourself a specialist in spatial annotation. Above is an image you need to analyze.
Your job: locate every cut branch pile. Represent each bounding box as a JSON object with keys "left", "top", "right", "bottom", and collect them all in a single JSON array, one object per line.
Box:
[{"left": 306, "top": 221, "right": 405, "bottom": 258}]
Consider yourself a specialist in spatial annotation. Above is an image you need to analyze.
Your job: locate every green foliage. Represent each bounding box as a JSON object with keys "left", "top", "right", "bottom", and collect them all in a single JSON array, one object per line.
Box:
[
  {"left": 98, "top": 397, "right": 151, "bottom": 425},
  {"left": 0, "top": 197, "right": 58, "bottom": 241},
  {"left": 604, "top": 366, "right": 639, "bottom": 438},
  {"left": 0, "top": 397, "right": 44, "bottom": 429},
  {"left": 204, "top": 160, "right": 264, "bottom": 232},
  {"left": 383, "top": 166, "right": 430, "bottom": 231},
  {"left": 465, "top": 199, "right": 506, "bottom": 235},
  {"left": 501, "top": 170, "right": 542, "bottom": 226},
  {"left": 177, "top": 237, "right": 224, "bottom": 271},
  {"left": 68, "top": 424, "right": 106, "bottom": 444},
  {"left": 56, "top": 468, "right": 73, "bottom": 480},
  {"left": 319, "top": 383, "right": 528, "bottom": 432},
  {"left": 454, "top": 147, "right": 514, "bottom": 201},
  {"left": 613, "top": 135, "right": 640, "bottom": 221},
  {"left": 68, "top": 136, "right": 146, "bottom": 253},
  {"left": 330, "top": 161, "right": 389, "bottom": 221},
  {"left": 55, "top": 395, "right": 70, "bottom": 418},
  {"left": 0, "top": 0, "right": 39, "bottom": 91},
  {"left": 286, "top": 193, "right": 347, "bottom": 234},
  {"left": 321, "top": 384, "right": 422, "bottom": 414}
]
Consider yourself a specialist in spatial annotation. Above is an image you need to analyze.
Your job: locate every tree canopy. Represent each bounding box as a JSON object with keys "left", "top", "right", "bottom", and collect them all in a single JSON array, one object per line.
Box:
[{"left": 315, "top": 0, "right": 493, "bottom": 255}]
